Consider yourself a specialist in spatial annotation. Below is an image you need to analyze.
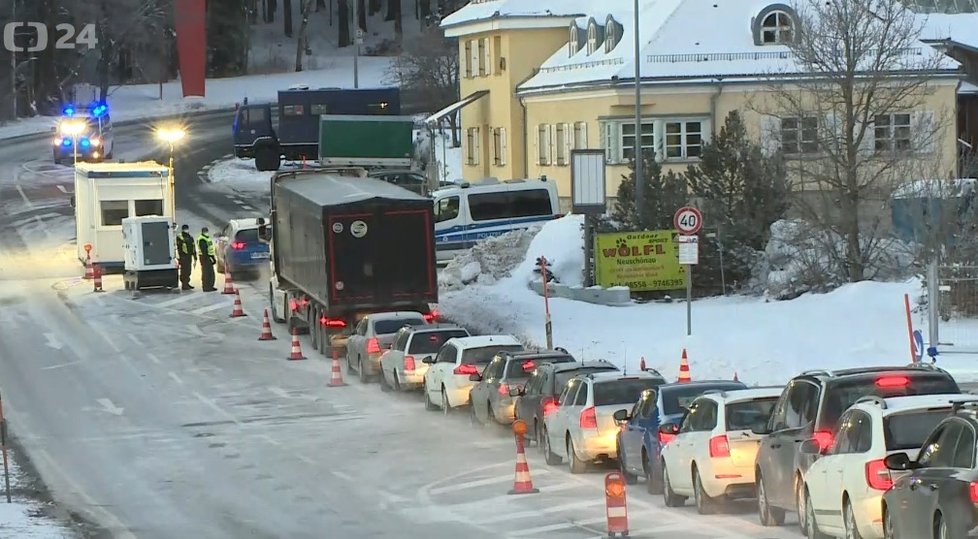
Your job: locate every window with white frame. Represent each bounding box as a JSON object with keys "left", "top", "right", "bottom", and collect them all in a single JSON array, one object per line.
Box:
[
  {"left": 466, "top": 127, "right": 481, "bottom": 165},
  {"left": 537, "top": 124, "right": 552, "bottom": 165},
  {"left": 569, "top": 23, "right": 579, "bottom": 56},
  {"left": 464, "top": 41, "right": 473, "bottom": 78},
  {"left": 664, "top": 120, "right": 704, "bottom": 160},
  {"left": 556, "top": 124, "right": 569, "bottom": 165},
  {"left": 604, "top": 20, "right": 617, "bottom": 53},
  {"left": 874, "top": 113, "right": 912, "bottom": 152},
  {"left": 573, "top": 121, "right": 588, "bottom": 148},
  {"left": 477, "top": 39, "right": 487, "bottom": 76},
  {"left": 780, "top": 116, "right": 818, "bottom": 155},
  {"left": 587, "top": 23, "right": 599, "bottom": 54},
  {"left": 761, "top": 11, "right": 794, "bottom": 44},
  {"left": 621, "top": 121, "right": 655, "bottom": 161},
  {"left": 492, "top": 127, "right": 507, "bottom": 166}
]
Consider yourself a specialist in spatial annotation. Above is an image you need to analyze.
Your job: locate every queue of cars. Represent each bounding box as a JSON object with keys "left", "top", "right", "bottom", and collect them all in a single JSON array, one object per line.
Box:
[{"left": 348, "top": 310, "right": 978, "bottom": 539}]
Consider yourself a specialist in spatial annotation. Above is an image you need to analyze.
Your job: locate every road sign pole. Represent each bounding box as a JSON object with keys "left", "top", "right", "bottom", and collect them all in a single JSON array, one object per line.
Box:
[
  {"left": 674, "top": 206, "right": 702, "bottom": 338},
  {"left": 686, "top": 265, "right": 692, "bottom": 336}
]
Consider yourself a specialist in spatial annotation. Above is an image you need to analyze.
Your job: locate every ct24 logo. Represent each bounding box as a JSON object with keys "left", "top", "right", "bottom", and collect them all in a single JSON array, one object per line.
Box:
[{"left": 3, "top": 22, "right": 98, "bottom": 52}]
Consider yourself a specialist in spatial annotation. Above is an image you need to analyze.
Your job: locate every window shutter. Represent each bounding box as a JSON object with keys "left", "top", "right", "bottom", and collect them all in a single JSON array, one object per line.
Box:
[
  {"left": 581, "top": 121, "right": 588, "bottom": 148},
  {"left": 549, "top": 124, "right": 557, "bottom": 165},
  {"left": 469, "top": 41, "right": 479, "bottom": 77},
  {"left": 760, "top": 115, "right": 781, "bottom": 157},
  {"left": 500, "top": 128, "right": 508, "bottom": 166},
  {"left": 915, "top": 110, "right": 936, "bottom": 154},
  {"left": 533, "top": 124, "right": 540, "bottom": 165},
  {"left": 857, "top": 116, "right": 874, "bottom": 156},
  {"left": 822, "top": 112, "right": 842, "bottom": 156},
  {"left": 463, "top": 42, "right": 473, "bottom": 78},
  {"left": 472, "top": 127, "right": 481, "bottom": 165},
  {"left": 603, "top": 122, "right": 621, "bottom": 164},
  {"left": 484, "top": 38, "right": 493, "bottom": 75},
  {"left": 563, "top": 123, "right": 572, "bottom": 165}
]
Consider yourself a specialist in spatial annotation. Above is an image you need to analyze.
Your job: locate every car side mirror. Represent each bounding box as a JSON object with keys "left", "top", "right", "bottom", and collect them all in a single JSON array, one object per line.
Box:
[
  {"left": 509, "top": 386, "right": 523, "bottom": 397},
  {"left": 658, "top": 422, "right": 679, "bottom": 435},
  {"left": 613, "top": 409, "right": 630, "bottom": 423},
  {"left": 421, "top": 357, "right": 435, "bottom": 364},
  {"left": 884, "top": 452, "right": 915, "bottom": 471},
  {"left": 468, "top": 373, "right": 482, "bottom": 382},
  {"left": 799, "top": 439, "right": 826, "bottom": 455},
  {"left": 752, "top": 423, "right": 772, "bottom": 435}
]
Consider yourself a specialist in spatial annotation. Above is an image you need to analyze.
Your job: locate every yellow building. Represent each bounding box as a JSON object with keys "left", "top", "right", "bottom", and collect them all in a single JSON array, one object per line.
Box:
[{"left": 439, "top": 0, "right": 964, "bottom": 208}]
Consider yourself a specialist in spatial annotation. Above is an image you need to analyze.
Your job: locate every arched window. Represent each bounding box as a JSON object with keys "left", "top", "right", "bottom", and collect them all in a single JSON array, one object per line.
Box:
[
  {"left": 761, "top": 10, "right": 794, "bottom": 44},
  {"left": 604, "top": 16, "right": 620, "bottom": 53},
  {"left": 586, "top": 21, "right": 604, "bottom": 54},
  {"left": 569, "top": 22, "right": 579, "bottom": 56}
]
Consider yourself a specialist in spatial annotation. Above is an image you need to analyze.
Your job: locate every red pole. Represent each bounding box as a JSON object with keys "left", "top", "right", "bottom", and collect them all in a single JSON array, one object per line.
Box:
[
  {"left": 904, "top": 293, "right": 917, "bottom": 363},
  {"left": 540, "top": 257, "right": 553, "bottom": 349}
]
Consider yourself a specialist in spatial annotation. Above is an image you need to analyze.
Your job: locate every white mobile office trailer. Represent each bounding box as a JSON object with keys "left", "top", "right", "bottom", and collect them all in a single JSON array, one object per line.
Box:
[
  {"left": 74, "top": 162, "right": 173, "bottom": 268},
  {"left": 121, "top": 216, "right": 179, "bottom": 291}
]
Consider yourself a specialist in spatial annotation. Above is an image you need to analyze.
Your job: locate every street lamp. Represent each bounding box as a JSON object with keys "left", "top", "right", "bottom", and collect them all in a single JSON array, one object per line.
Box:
[
  {"left": 154, "top": 126, "right": 187, "bottom": 221},
  {"left": 60, "top": 120, "right": 86, "bottom": 166}
]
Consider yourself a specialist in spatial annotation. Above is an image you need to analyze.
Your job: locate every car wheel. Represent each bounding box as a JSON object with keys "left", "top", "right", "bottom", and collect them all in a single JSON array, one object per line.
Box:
[
  {"left": 358, "top": 358, "right": 370, "bottom": 383},
  {"left": 379, "top": 368, "right": 391, "bottom": 392},
  {"left": 797, "top": 479, "right": 810, "bottom": 534},
  {"left": 883, "top": 505, "right": 898, "bottom": 539},
  {"left": 844, "top": 498, "right": 864, "bottom": 539},
  {"left": 757, "top": 473, "right": 785, "bottom": 527},
  {"left": 441, "top": 388, "right": 452, "bottom": 415},
  {"left": 391, "top": 371, "right": 402, "bottom": 392},
  {"left": 617, "top": 445, "right": 637, "bottom": 485},
  {"left": 806, "top": 488, "right": 831, "bottom": 539},
  {"left": 567, "top": 437, "right": 587, "bottom": 474},
  {"left": 693, "top": 467, "right": 718, "bottom": 515},
  {"left": 662, "top": 465, "right": 686, "bottom": 507},
  {"left": 485, "top": 403, "right": 495, "bottom": 426},
  {"left": 542, "top": 427, "right": 562, "bottom": 465},
  {"left": 935, "top": 512, "right": 948, "bottom": 539},
  {"left": 469, "top": 402, "right": 483, "bottom": 426},
  {"left": 644, "top": 452, "right": 663, "bottom": 494},
  {"left": 423, "top": 386, "right": 437, "bottom": 411}
]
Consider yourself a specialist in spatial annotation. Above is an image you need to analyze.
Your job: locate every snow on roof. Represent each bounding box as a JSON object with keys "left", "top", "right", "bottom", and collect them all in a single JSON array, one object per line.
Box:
[
  {"left": 440, "top": 0, "right": 591, "bottom": 28},
  {"left": 447, "top": 334, "right": 523, "bottom": 348},
  {"left": 716, "top": 386, "right": 785, "bottom": 402},
  {"left": 919, "top": 12, "right": 978, "bottom": 50},
  {"left": 519, "top": 0, "right": 959, "bottom": 92},
  {"left": 891, "top": 178, "right": 978, "bottom": 199},
  {"left": 960, "top": 81, "right": 978, "bottom": 94}
]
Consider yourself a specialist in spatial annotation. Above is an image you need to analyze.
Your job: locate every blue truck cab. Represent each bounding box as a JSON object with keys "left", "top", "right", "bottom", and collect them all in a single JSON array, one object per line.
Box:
[{"left": 232, "top": 87, "right": 401, "bottom": 172}]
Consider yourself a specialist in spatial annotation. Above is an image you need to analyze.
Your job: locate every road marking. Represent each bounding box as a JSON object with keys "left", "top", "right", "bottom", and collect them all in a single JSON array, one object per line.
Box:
[
  {"left": 241, "top": 205, "right": 255, "bottom": 210},
  {"left": 156, "top": 293, "right": 201, "bottom": 308},
  {"left": 192, "top": 391, "right": 240, "bottom": 426},
  {"left": 475, "top": 499, "right": 603, "bottom": 524},
  {"left": 429, "top": 473, "right": 538, "bottom": 495},
  {"left": 506, "top": 516, "right": 609, "bottom": 537},
  {"left": 43, "top": 332, "right": 63, "bottom": 350},
  {"left": 268, "top": 386, "right": 291, "bottom": 399},
  {"left": 127, "top": 334, "right": 141, "bottom": 346},
  {"left": 40, "top": 359, "right": 84, "bottom": 370},
  {"left": 147, "top": 353, "right": 161, "bottom": 364},
  {"left": 56, "top": 184, "right": 68, "bottom": 194},
  {"left": 191, "top": 301, "right": 230, "bottom": 315},
  {"left": 259, "top": 434, "right": 282, "bottom": 446},
  {"left": 186, "top": 324, "right": 206, "bottom": 337},
  {"left": 16, "top": 184, "right": 33, "bottom": 208},
  {"left": 96, "top": 398, "right": 124, "bottom": 416},
  {"left": 168, "top": 372, "right": 184, "bottom": 385},
  {"left": 331, "top": 470, "right": 354, "bottom": 481}
]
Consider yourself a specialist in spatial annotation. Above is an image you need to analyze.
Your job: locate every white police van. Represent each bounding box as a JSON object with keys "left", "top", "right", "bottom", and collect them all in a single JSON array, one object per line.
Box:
[{"left": 432, "top": 177, "right": 561, "bottom": 262}]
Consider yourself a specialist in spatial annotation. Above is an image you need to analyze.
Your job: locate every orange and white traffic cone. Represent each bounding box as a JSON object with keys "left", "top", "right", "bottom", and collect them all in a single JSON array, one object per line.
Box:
[
  {"left": 222, "top": 270, "right": 236, "bottom": 294},
  {"left": 92, "top": 264, "right": 103, "bottom": 292},
  {"left": 287, "top": 327, "right": 306, "bottom": 360},
  {"left": 678, "top": 348, "right": 691, "bottom": 383},
  {"left": 258, "top": 308, "right": 276, "bottom": 341},
  {"left": 639, "top": 357, "right": 646, "bottom": 371},
  {"left": 229, "top": 290, "right": 246, "bottom": 318},
  {"left": 84, "top": 253, "right": 94, "bottom": 280},
  {"left": 328, "top": 348, "right": 347, "bottom": 386},
  {"left": 604, "top": 472, "right": 629, "bottom": 537},
  {"left": 508, "top": 427, "right": 539, "bottom": 495}
]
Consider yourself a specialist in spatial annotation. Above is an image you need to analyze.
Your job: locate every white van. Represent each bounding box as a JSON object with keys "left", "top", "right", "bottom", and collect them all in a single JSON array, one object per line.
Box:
[{"left": 432, "top": 177, "right": 561, "bottom": 262}]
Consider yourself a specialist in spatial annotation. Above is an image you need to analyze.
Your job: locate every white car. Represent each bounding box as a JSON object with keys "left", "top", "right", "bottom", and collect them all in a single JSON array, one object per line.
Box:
[
  {"left": 379, "top": 324, "right": 471, "bottom": 391},
  {"left": 659, "top": 387, "right": 783, "bottom": 513},
  {"left": 421, "top": 335, "right": 524, "bottom": 413},
  {"left": 802, "top": 393, "right": 978, "bottom": 539},
  {"left": 542, "top": 371, "right": 665, "bottom": 473}
]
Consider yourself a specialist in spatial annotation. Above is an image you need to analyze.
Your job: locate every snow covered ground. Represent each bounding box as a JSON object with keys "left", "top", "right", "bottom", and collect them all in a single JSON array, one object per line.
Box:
[
  {"left": 438, "top": 215, "right": 978, "bottom": 386},
  {"left": 0, "top": 452, "right": 77, "bottom": 538},
  {"left": 0, "top": 57, "right": 391, "bottom": 141}
]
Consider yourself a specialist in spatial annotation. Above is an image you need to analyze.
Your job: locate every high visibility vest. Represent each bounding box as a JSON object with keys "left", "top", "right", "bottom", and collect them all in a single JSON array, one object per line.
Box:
[
  {"left": 178, "top": 233, "right": 194, "bottom": 255},
  {"left": 198, "top": 233, "right": 215, "bottom": 256}
]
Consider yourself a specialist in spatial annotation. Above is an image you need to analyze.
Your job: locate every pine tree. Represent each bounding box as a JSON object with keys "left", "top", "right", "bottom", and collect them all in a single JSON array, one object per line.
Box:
[{"left": 608, "top": 153, "right": 688, "bottom": 231}]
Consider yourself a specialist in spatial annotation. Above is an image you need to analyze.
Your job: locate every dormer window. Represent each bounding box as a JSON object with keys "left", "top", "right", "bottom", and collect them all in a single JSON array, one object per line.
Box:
[
  {"left": 604, "top": 16, "right": 621, "bottom": 53},
  {"left": 569, "top": 22, "right": 580, "bottom": 56},
  {"left": 761, "top": 10, "right": 794, "bottom": 43},
  {"left": 586, "top": 20, "right": 604, "bottom": 55}
]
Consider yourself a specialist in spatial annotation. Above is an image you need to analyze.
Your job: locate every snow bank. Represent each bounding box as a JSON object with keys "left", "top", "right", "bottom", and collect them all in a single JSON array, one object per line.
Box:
[
  {"left": 439, "top": 227, "right": 540, "bottom": 291},
  {"left": 508, "top": 215, "right": 584, "bottom": 288},
  {"left": 0, "top": 452, "right": 77, "bottom": 537},
  {"left": 207, "top": 158, "right": 276, "bottom": 194}
]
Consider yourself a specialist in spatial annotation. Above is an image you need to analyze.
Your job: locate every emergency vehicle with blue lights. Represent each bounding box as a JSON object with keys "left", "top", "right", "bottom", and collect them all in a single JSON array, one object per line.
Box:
[{"left": 52, "top": 102, "right": 115, "bottom": 164}]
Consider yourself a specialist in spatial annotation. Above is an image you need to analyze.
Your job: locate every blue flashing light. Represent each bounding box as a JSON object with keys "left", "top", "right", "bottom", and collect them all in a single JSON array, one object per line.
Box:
[
  {"left": 80, "top": 138, "right": 90, "bottom": 148},
  {"left": 62, "top": 106, "right": 75, "bottom": 116},
  {"left": 62, "top": 138, "right": 72, "bottom": 146},
  {"left": 90, "top": 102, "right": 108, "bottom": 117}
]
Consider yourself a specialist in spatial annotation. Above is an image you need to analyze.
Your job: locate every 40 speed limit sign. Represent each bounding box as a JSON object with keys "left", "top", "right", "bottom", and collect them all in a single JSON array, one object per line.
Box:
[{"left": 673, "top": 206, "right": 703, "bottom": 235}]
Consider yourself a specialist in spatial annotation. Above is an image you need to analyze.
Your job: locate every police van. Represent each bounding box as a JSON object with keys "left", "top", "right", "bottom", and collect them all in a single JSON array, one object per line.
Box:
[
  {"left": 53, "top": 102, "right": 114, "bottom": 164},
  {"left": 432, "top": 177, "right": 561, "bottom": 262}
]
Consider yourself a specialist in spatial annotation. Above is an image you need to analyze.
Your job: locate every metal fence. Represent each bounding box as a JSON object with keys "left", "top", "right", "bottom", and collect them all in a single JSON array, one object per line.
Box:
[{"left": 926, "top": 262, "right": 978, "bottom": 354}]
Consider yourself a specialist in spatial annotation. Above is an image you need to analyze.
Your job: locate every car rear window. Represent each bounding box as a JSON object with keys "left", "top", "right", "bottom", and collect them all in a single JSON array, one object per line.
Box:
[
  {"left": 503, "top": 355, "right": 575, "bottom": 379},
  {"left": 884, "top": 409, "right": 955, "bottom": 450},
  {"left": 235, "top": 228, "right": 259, "bottom": 242},
  {"left": 726, "top": 398, "right": 779, "bottom": 431},
  {"left": 820, "top": 374, "right": 960, "bottom": 429},
  {"left": 374, "top": 319, "right": 426, "bottom": 335},
  {"left": 555, "top": 367, "right": 618, "bottom": 391},
  {"left": 408, "top": 330, "right": 469, "bottom": 354},
  {"left": 594, "top": 379, "right": 662, "bottom": 406},
  {"left": 662, "top": 383, "right": 747, "bottom": 416},
  {"left": 461, "top": 345, "right": 524, "bottom": 365}
]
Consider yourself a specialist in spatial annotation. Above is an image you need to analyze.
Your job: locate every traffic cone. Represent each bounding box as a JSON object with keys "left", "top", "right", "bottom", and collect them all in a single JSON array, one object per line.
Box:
[
  {"left": 733, "top": 371, "right": 739, "bottom": 382},
  {"left": 678, "top": 348, "right": 691, "bottom": 383},
  {"left": 287, "top": 327, "right": 306, "bottom": 360},
  {"left": 92, "top": 264, "right": 103, "bottom": 292},
  {"left": 258, "top": 309, "right": 276, "bottom": 341},
  {"left": 328, "top": 348, "right": 347, "bottom": 386},
  {"left": 508, "top": 434, "right": 539, "bottom": 495},
  {"left": 222, "top": 270, "right": 236, "bottom": 294},
  {"left": 229, "top": 290, "right": 246, "bottom": 318},
  {"left": 639, "top": 357, "right": 646, "bottom": 371},
  {"left": 84, "top": 253, "right": 94, "bottom": 280}
]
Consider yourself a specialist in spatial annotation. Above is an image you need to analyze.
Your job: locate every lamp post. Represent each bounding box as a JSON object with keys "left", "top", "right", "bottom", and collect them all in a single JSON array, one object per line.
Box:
[
  {"left": 154, "top": 126, "right": 186, "bottom": 221},
  {"left": 633, "top": 0, "right": 644, "bottom": 229},
  {"left": 60, "top": 120, "right": 86, "bottom": 166}
]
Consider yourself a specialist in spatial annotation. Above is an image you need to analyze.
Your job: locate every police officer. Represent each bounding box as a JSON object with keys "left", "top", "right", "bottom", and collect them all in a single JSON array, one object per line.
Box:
[
  {"left": 175, "top": 224, "right": 197, "bottom": 290},
  {"left": 197, "top": 227, "right": 217, "bottom": 292}
]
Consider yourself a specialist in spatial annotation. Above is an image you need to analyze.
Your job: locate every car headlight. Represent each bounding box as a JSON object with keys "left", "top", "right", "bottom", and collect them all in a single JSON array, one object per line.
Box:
[{"left": 90, "top": 138, "right": 101, "bottom": 146}]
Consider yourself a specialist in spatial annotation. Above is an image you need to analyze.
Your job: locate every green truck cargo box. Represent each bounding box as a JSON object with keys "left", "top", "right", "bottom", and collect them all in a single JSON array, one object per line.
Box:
[{"left": 318, "top": 115, "right": 415, "bottom": 167}]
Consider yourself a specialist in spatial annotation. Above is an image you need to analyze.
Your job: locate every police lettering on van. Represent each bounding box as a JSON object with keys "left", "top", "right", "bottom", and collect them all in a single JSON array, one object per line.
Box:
[{"left": 431, "top": 178, "right": 561, "bottom": 262}]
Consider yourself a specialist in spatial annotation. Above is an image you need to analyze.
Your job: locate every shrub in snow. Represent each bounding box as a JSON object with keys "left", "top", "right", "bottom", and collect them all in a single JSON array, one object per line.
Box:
[{"left": 438, "top": 227, "right": 540, "bottom": 291}]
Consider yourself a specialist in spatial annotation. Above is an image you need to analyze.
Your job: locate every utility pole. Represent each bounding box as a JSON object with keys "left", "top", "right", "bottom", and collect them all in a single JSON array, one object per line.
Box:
[
  {"left": 632, "top": 0, "right": 643, "bottom": 229},
  {"left": 352, "top": 0, "right": 360, "bottom": 88},
  {"left": 9, "top": 0, "right": 17, "bottom": 120}
]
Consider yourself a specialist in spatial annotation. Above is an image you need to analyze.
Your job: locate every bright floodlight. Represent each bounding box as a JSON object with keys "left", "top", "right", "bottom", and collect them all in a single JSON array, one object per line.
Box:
[
  {"left": 60, "top": 120, "right": 85, "bottom": 136},
  {"left": 156, "top": 127, "right": 187, "bottom": 144}
]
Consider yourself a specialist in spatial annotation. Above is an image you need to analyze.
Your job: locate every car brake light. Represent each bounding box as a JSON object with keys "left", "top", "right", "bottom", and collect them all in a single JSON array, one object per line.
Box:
[
  {"left": 319, "top": 316, "right": 346, "bottom": 328},
  {"left": 423, "top": 310, "right": 440, "bottom": 321},
  {"left": 232, "top": 241, "right": 246, "bottom": 250},
  {"left": 709, "top": 435, "right": 730, "bottom": 458},
  {"left": 522, "top": 360, "right": 535, "bottom": 370},
  {"left": 542, "top": 396, "right": 559, "bottom": 416},
  {"left": 970, "top": 482, "right": 978, "bottom": 503},
  {"left": 580, "top": 406, "right": 597, "bottom": 429},
  {"left": 813, "top": 430, "right": 834, "bottom": 452},
  {"left": 498, "top": 383, "right": 509, "bottom": 396},
  {"left": 404, "top": 356, "right": 416, "bottom": 372},
  {"left": 876, "top": 376, "right": 910, "bottom": 388},
  {"left": 659, "top": 431, "right": 677, "bottom": 445},
  {"left": 367, "top": 337, "right": 381, "bottom": 353},
  {"left": 290, "top": 299, "right": 299, "bottom": 311},
  {"left": 453, "top": 364, "right": 479, "bottom": 376},
  {"left": 865, "top": 459, "right": 893, "bottom": 490}
]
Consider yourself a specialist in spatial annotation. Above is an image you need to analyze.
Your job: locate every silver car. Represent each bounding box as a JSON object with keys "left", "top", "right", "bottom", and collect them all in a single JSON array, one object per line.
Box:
[
  {"left": 345, "top": 311, "right": 430, "bottom": 383},
  {"left": 379, "top": 324, "right": 471, "bottom": 391}
]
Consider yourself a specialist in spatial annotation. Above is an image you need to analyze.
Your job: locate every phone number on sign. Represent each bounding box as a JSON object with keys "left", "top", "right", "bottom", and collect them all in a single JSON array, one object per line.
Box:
[{"left": 611, "top": 279, "right": 685, "bottom": 289}]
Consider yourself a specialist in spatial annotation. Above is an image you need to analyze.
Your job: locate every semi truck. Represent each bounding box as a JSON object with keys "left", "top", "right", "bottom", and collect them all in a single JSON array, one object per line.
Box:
[
  {"left": 266, "top": 167, "right": 439, "bottom": 354},
  {"left": 232, "top": 87, "right": 401, "bottom": 171}
]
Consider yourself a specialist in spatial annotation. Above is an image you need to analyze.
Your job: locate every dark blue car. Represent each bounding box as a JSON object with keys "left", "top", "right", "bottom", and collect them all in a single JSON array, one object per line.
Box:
[
  {"left": 215, "top": 218, "right": 270, "bottom": 276},
  {"left": 616, "top": 379, "right": 746, "bottom": 492}
]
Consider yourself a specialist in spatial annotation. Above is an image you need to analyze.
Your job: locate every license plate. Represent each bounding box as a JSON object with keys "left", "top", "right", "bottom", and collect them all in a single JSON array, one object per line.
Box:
[{"left": 251, "top": 252, "right": 270, "bottom": 259}]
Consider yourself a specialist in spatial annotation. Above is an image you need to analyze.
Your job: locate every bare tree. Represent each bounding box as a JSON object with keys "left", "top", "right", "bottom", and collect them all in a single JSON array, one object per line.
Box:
[
  {"left": 386, "top": 0, "right": 403, "bottom": 39},
  {"left": 295, "top": 0, "right": 315, "bottom": 71},
  {"left": 284, "top": 0, "right": 294, "bottom": 36},
  {"left": 337, "top": 0, "right": 351, "bottom": 47},
  {"left": 760, "top": 0, "right": 952, "bottom": 282},
  {"left": 386, "top": 26, "right": 460, "bottom": 145}
]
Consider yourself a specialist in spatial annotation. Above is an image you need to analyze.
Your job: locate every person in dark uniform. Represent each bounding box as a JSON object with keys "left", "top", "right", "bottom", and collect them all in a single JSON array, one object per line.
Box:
[
  {"left": 175, "top": 224, "right": 197, "bottom": 290},
  {"left": 197, "top": 227, "right": 217, "bottom": 292}
]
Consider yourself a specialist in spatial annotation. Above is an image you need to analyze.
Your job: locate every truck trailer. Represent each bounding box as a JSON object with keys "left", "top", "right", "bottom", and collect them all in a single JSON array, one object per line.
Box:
[
  {"left": 267, "top": 168, "right": 438, "bottom": 353},
  {"left": 232, "top": 87, "right": 401, "bottom": 171}
]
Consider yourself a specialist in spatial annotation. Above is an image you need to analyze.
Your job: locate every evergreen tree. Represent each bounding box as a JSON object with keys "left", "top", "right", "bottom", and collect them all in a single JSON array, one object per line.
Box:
[{"left": 608, "top": 153, "right": 688, "bottom": 231}]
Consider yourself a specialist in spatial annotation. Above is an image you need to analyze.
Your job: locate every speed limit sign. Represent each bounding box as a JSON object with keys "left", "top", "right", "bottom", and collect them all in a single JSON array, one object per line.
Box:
[{"left": 674, "top": 206, "right": 703, "bottom": 235}]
